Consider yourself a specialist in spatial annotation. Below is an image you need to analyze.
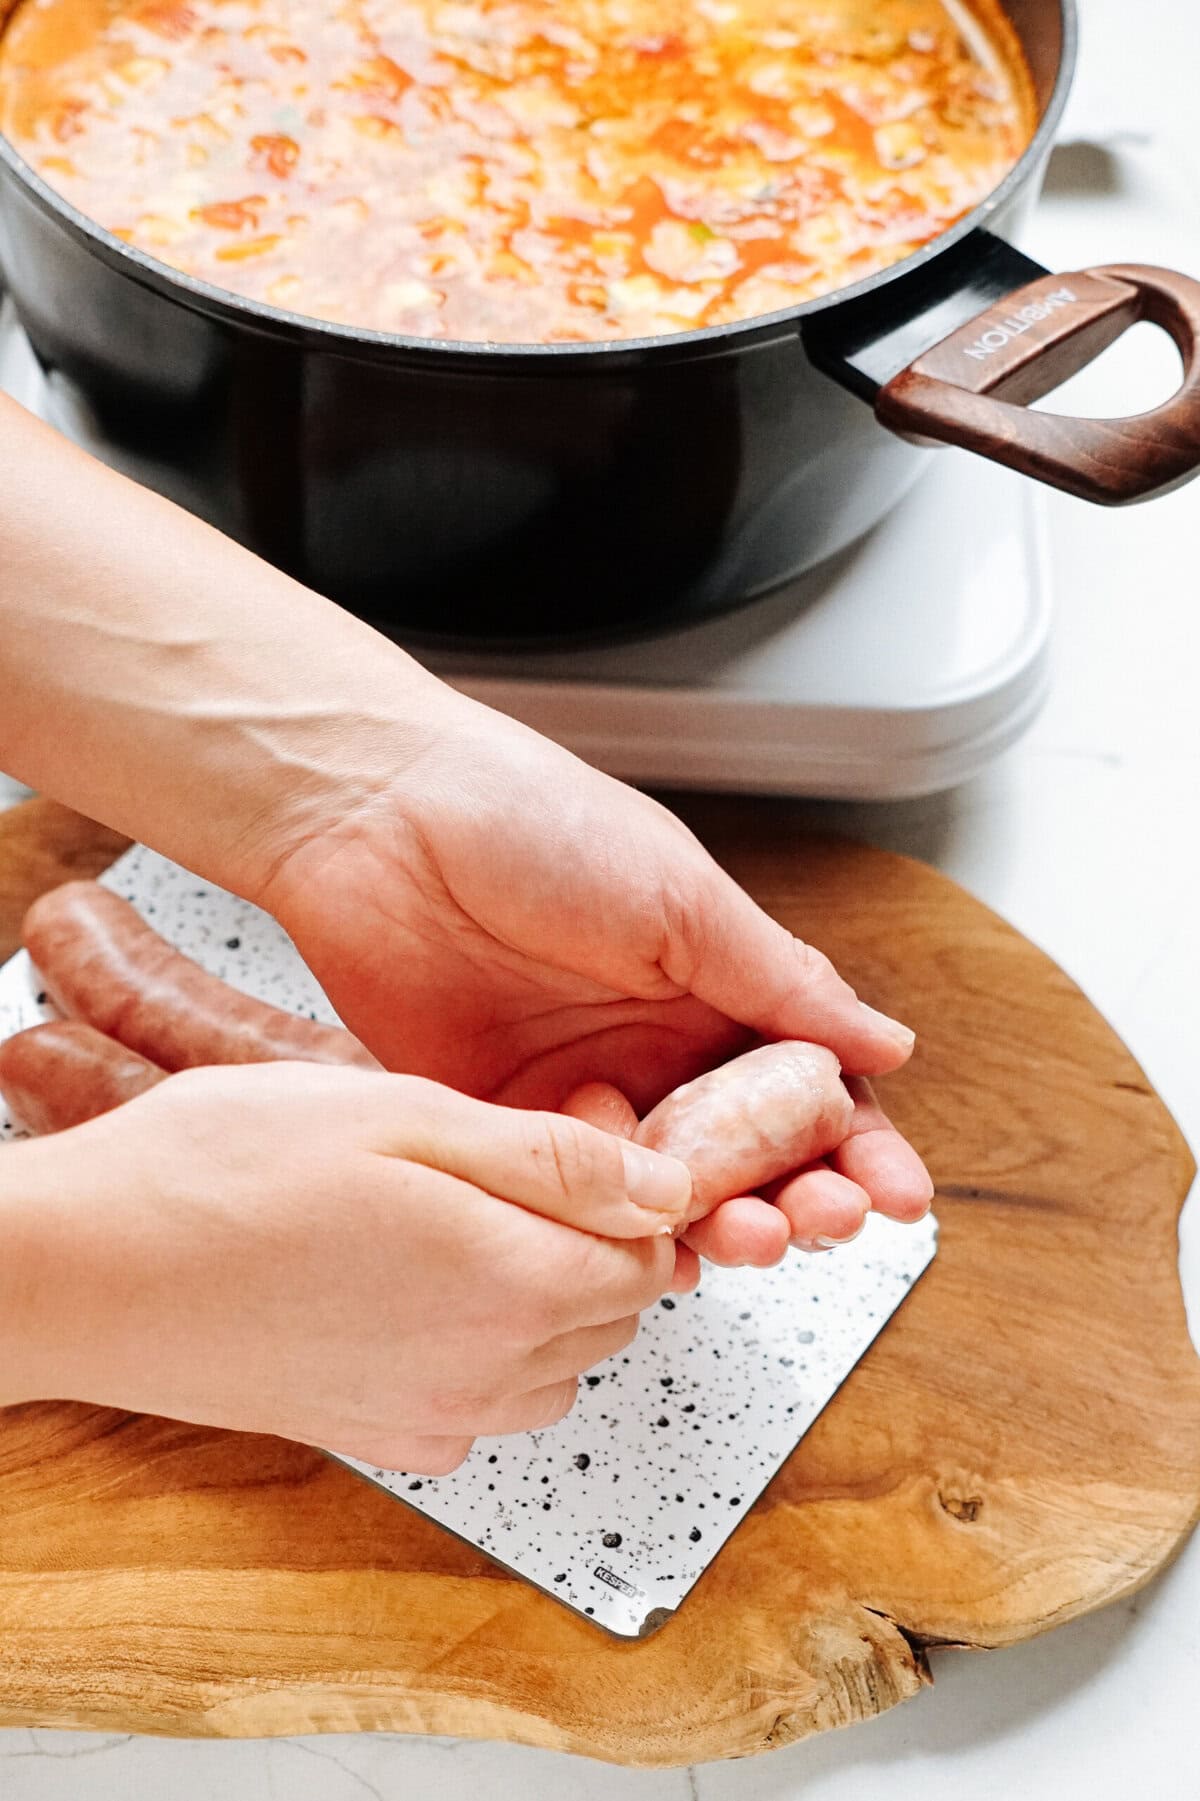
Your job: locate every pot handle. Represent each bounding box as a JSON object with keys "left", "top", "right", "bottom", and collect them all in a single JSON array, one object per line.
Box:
[{"left": 805, "top": 233, "right": 1200, "bottom": 506}]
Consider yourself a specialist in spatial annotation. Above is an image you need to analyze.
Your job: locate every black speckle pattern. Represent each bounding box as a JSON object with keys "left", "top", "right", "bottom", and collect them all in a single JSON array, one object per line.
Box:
[{"left": 0, "top": 846, "right": 939, "bottom": 1639}]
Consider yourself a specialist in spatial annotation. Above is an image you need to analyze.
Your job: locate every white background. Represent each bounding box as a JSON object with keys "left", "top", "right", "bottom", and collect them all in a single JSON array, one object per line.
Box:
[{"left": 2, "top": 0, "right": 1200, "bottom": 1792}]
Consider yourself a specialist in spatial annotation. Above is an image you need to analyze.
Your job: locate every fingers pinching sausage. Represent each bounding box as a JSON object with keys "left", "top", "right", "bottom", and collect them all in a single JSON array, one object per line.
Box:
[
  {"left": 383, "top": 1077, "right": 692, "bottom": 1240},
  {"left": 23, "top": 882, "right": 380, "bottom": 1073},
  {"left": 0, "top": 1020, "right": 166, "bottom": 1134},
  {"left": 633, "top": 1041, "right": 854, "bottom": 1223}
]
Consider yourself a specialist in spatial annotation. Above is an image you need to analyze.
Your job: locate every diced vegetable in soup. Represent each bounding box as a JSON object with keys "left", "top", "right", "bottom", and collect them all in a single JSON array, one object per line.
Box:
[{"left": 0, "top": 0, "right": 1035, "bottom": 342}]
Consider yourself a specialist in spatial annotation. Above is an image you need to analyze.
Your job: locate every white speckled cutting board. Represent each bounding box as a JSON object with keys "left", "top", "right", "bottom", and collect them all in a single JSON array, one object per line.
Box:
[{"left": 0, "top": 847, "right": 937, "bottom": 1637}]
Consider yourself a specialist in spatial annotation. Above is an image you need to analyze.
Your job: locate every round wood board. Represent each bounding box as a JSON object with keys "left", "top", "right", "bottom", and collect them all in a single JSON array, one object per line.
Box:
[{"left": 0, "top": 794, "right": 1197, "bottom": 1766}]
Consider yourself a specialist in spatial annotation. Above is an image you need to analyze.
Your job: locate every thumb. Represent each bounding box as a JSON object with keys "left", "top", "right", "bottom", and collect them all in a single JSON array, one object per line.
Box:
[
  {"left": 386, "top": 1079, "right": 693, "bottom": 1238},
  {"left": 661, "top": 860, "right": 916, "bottom": 1076}
]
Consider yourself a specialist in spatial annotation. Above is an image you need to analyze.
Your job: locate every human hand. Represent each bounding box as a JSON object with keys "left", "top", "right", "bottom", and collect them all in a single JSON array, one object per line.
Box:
[
  {"left": 257, "top": 698, "right": 933, "bottom": 1268},
  {"left": 0, "top": 1062, "right": 693, "bottom": 1474},
  {"left": 0, "top": 403, "right": 927, "bottom": 1266}
]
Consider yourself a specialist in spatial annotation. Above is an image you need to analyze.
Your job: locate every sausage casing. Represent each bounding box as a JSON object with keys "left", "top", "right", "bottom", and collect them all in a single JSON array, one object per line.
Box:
[{"left": 634, "top": 1041, "right": 854, "bottom": 1220}]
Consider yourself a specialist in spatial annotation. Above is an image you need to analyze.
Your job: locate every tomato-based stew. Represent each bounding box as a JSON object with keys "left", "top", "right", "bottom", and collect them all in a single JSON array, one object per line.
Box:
[{"left": 0, "top": 0, "right": 1036, "bottom": 343}]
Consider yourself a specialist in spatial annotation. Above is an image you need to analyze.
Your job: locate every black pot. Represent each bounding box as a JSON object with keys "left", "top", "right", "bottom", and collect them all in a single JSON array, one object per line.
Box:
[{"left": 1, "top": 0, "right": 1198, "bottom": 646}]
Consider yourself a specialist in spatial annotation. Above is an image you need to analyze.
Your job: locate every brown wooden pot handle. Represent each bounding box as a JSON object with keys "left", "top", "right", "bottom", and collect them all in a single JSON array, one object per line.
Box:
[{"left": 875, "top": 264, "right": 1200, "bottom": 505}]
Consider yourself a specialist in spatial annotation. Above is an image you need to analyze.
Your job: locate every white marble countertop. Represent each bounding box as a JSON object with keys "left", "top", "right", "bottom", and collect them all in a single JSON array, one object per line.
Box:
[{"left": 4, "top": 0, "right": 1200, "bottom": 1794}]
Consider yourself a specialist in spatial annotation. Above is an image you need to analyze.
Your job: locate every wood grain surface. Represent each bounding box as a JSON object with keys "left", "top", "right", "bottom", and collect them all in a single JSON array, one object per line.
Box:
[{"left": 0, "top": 794, "right": 1197, "bottom": 1765}]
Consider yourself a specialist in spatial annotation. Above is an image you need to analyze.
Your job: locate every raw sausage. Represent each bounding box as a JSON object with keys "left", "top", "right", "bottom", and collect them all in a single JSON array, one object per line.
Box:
[
  {"left": 0, "top": 1020, "right": 166, "bottom": 1134},
  {"left": 23, "top": 882, "right": 379, "bottom": 1073},
  {"left": 23, "top": 882, "right": 380, "bottom": 1073},
  {"left": 633, "top": 1041, "right": 853, "bottom": 1222}
]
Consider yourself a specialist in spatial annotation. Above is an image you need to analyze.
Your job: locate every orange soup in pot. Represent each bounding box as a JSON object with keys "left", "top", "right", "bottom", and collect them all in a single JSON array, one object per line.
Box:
[{"left": 0, "top": 0, "right": 1036, "bottom": 342}]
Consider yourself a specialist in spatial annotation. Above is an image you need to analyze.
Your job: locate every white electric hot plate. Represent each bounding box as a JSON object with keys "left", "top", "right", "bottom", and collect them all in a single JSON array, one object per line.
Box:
[
  {"left": 0, "top": 850, "right": 938, "bottom": 1637},
  {"left": 0, "top": 299, "right": 1050, "bottom": 800},
  {"left": 426, "top": 455, "right": 1052, "bottom": 800}
]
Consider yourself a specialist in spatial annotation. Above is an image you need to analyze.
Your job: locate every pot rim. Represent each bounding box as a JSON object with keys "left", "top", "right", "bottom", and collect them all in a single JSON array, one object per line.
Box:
[{"left": 0, "top": 0, "right": 1077, "bottom": 372}]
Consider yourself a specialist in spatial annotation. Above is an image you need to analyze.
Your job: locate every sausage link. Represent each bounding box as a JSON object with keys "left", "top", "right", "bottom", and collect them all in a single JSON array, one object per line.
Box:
[
  {"left": 22, "top": 882, "right": 380, "bottom": 1073},
  {"left": 633, "top": 1041, "right": 854, "bottom": 1221},
  {"left": 0, "top": 1020, "right": 166, "bottom": 1134}
]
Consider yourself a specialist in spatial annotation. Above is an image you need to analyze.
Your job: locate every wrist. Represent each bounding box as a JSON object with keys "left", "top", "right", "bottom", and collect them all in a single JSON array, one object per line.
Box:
[
  {"left": 241, "top": 657, "right": 495, "bottom": 918},
  {"left": 201, "top": 625, "right": 455, "bottom": 905}
]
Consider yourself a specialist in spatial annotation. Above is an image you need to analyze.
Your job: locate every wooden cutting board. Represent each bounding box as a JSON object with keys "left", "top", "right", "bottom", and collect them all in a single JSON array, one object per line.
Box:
[{"left": 1, "top": 794, "right": 1198, "bottom": 1766}]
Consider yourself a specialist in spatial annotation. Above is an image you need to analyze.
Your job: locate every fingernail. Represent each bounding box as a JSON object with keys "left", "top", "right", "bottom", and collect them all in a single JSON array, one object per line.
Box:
[
  {"left": 620, "top": 1143, "right": 693, "bottom": 1219},
  {"left": 814, "top": 1225, "right": 864, "bottom": 1249},
  {"left": 859, "top": 1003, "right": 915, "bottom": 1051},
  {"left": 796, "top": 1221, "right": 865, "bottom": 1252}
]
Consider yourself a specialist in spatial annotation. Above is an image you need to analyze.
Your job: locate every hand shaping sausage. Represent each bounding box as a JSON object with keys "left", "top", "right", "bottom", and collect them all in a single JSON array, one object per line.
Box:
[
  {"left": 0, "top": 1020, "right": 166, "bottom": 1134},
  {"left": 23, "top": 882, "right": 380, "bottom": 1073},
  {"left": 632, "top": 1041, "right": 854, "bottom": 1222}
]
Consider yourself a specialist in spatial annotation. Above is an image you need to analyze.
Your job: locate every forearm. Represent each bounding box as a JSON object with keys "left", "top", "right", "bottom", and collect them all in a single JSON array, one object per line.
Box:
[{"left": 0, "top": 391, "right": 447, "bottom": 897}]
